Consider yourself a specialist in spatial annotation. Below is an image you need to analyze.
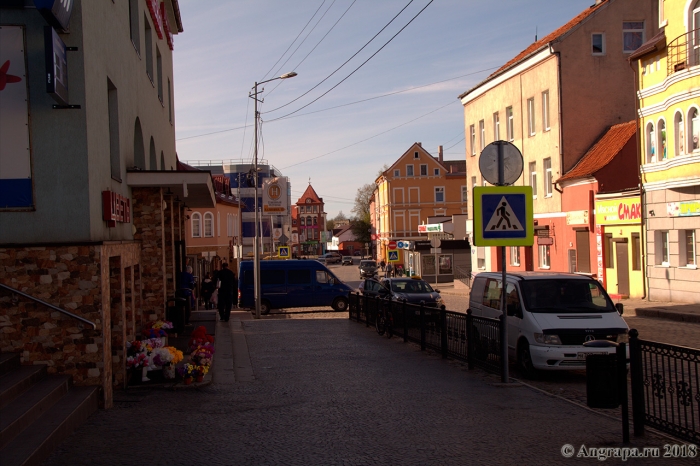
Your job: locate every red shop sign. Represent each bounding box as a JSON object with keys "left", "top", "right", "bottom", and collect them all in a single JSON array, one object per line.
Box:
[{"left": 102, "top": 191, "right": 131, "bottom": 227}]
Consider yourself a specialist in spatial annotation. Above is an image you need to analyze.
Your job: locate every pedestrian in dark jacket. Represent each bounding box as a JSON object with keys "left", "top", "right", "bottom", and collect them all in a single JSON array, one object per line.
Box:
[{"left": 217, "top": 263, "right": 236, "bottom": 322}]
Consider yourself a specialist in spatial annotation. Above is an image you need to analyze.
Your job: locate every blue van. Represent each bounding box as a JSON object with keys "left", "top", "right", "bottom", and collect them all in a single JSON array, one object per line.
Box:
[{"left": 238, "top": 260, "right": 352, "bottom": 314}]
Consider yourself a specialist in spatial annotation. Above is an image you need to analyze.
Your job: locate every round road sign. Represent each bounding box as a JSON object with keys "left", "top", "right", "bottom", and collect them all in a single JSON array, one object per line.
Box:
[
  {"left": 388, "top": 241, "right": 397, "bottom": 249},
  {"left": 479, "top": 141, "right": 523, "bottom": 186}
]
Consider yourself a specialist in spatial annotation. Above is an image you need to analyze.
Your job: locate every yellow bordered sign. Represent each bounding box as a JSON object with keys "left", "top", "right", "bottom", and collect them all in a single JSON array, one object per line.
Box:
[
  {"left": 278, "top": 246, "right": 290, "bottom": 259},
  {"left": 473, "top": 186, "right": 533, "bottom": 246}
]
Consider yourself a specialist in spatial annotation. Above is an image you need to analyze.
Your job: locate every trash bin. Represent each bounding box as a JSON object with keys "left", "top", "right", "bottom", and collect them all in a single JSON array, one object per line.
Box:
[
  {"left": 584, "top": 340, "right": 620, "bottom": 409},
  {"left": 166, "top": 296, "right": 187, "bottom": 334}
]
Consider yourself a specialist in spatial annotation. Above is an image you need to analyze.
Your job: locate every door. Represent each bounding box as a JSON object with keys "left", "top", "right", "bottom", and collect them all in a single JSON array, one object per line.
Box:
[
  {"left": 615, "top": 242, "right": 630, "bottom": 296},
  {"left": 575, "top": 230, "right": 591, "bottom": 273},
  {"left": 694, "top": 4, "right": 700, "bottom": 65},
  {"left": 524, "top": 246, "right": 534, "bottom": 271}
]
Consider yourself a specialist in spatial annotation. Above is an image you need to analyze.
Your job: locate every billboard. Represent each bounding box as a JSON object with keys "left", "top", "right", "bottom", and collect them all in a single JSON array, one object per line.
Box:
[
  {"left": 595, "top": 197, "right": 641, "bottom": 225},
  {"left": 262, "top": 177, "right": 288, "bottom": 215}
]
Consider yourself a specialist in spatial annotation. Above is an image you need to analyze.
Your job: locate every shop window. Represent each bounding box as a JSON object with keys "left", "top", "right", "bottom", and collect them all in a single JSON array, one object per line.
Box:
[
  {"left": 510, "top": 246, "right": 520, "bottom": 266},
  {"left": 538, "top": 244, "right": 550, "bottom": 269},
  {"left": 632, "top": 233, "right": 641, "bottom": 270},
  {"left": 681, "top": 230, "right": 696, "bottom": 267},
  {"left": 191, "top": 213, "right": 201, "bottom": 238},
  {"left": 477, "top": 247, "right": 485, "bottom": 269},
  {"left": 656, "top": 231, "right": 670, "bottom": 266},
  {"left": 605, "top": 234, "right": 614, "bottom": 268},
  {"left": 439, "top": 255, "right": 452, "bottom": 274}
]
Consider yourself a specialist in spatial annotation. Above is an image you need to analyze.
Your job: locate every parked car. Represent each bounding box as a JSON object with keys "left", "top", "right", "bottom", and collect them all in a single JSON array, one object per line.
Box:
[
  {"left": 319, "top": 253, "right": 341, "bottom": 264},
  {"left": 353, "top": 251, "right": 362, "bottom": 256},
  {"left": 468, "top": 272, "right": 628, "bottom": 378},
  {"left": 238, "top": 260, "right": 351, "bottom": 314},
  {"left": 357, "top": 278, "right": 384, "bottom": 297},
  {"left": 378, "top": 277, "right": 443, "bottom": 307},
  {"left": 359, "top": 260, "right": 378, "bottom": 279},
  {"left": 342, "top": 256, "right": 353, "bottom": 266}
]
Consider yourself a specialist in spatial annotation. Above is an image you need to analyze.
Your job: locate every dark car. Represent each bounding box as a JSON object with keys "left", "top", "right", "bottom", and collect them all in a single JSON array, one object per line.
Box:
[
  {"left": 379, "top": 277, "right": 444, "bottom": 307},
  {"left": 358, "top": 278, "right": 386, "bottom": 297},
  {"left": 359, "top": 260, "right": 378, "bottom": 279},
  {"left": 342, "top": 256, "right": 353, "bottom": 266}
]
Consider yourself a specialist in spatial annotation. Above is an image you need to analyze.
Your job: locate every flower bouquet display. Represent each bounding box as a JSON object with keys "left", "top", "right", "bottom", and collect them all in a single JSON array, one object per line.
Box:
[
  {"left": 142, "top": 320, "right": 174, "bottom": 346},
  {"left": 151, "top": 346, "right": 184, "bottom": 379},
  {"left": 178, "top": 363, "right": 197, "bottom": 384},
  {"left": 125, "top": 338, "right": 168, "bottom": 382},
  {"left": 190, "top": 345, "right": 214, "bottom": 366},
  {"left": 188, "top": 326, "right": 214, "bottom": 352}
]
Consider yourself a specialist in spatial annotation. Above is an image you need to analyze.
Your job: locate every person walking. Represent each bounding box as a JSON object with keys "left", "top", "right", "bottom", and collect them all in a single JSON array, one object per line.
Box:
[
  {"left": 200, "top": 272, "right": 214, "bottom": 309},
  {"left": 217, "top": 263, "right": 236, "bottom": 322},
  {"left": 385, "top": 262, "right": 393, "bottom": 278}
]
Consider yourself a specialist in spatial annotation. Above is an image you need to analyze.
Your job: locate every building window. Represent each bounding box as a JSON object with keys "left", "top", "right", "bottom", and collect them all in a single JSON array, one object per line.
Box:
[
  {"left": 493, "top": 112, "right": 500, "bottom": 140},
  {"left": 646, "top": 121, "right": 656, "bottom": 163},
  {"left": 306, "top": 216, "right": 312, "bottom": 226},
  {"left": 394, "top": 169, "right": 400, "bottom": 177},
  {"left": 527, "top": 97, "right": 535, "bottom": 136},
  {"left": 167, "top": 78, "right": 172, "bottom": 124},
  {"left": 414, "top": 151, "right": 419, "bottom": 159},
  {"left": 191, "top": 213, "right": 201, "bottom": 238},
  {"left": 632, "top": 233, "right": 641, "bottom": 270},
  {"left": 605, "top": 234, "right": 614, "bottom": 268},
  {"left": 203, "top": 212, "right": 214, "bottom": 237},
  {"left": 435, "top": 187, "right": 445, "bottom": 203},
  {"left": 510, "top": 246, "right": 520, "bottom": 266},
  {"left": 659, "top": 231, "right": 670, "bottom": 266},
  {"left": 313, "top": 217, "right": 317, "bottom": 225},
  {"left": 129, "top": 0, "right": 140, "bottom": 54},
  {"left": 659, "top": 0, "right": 666, "bottom": 26},
  {"left": 506, "top": 106, "right": 514, "bottom": 141},
  {"left": 622, "top": 21, "right": 644, "bottom": 53},
  {"left": 144, "top": 14, "right": 153, "bottom": 83},
  {"left": 470, "top": 125, "right": 476, "bottom": 155},
  {"left": 682, "top": 230, "right": 696, "bottom": 267},
  {"left": 675, "top": 111, "right": 685, "bottom": 156},
  {"left": 406, "top": 165, "right": 414, "bottom": 176},
  {"left": 471, "top": 176, "right": 477, "bottom": 193},
  {"left": 542, "top": 90, "right": 550, "bottom": 131},
  {"left": 156, "top": 47, "right": 163, "bottom": 103},
  {"left": 690, "top": 107, "right": 699, "bottom": 152},
  {"left": 300, "top": 217, "right": 305, "bottom": 226},
  {"left": 543, "top": 158, "right": 552, "bottom": 197},
  {"left": 538, "top": 245, "right": 550, "bottom": 269},
  {"left": 529, "top": 162, "right": 537, "bottom": 198},
  {"left": 477, "top": 247, "right": 485, "bottom": 269},
  {"left": 479, "top": 119, "right": 485, "bottom": 151},
  {"left": 592, "top": 33, "right": 605, "bottom": 55},
  {"left": 461, "top": 186, "right": 467, "bottom": 204},
  {"left": 434, "top": 168, "right": 439, "bottom": 176},
  {"left": 420, "top": 164, "right": 427, "bottom": 176},
  {"left": 107, "top": 79, "right": 120, "bottom": 182}
]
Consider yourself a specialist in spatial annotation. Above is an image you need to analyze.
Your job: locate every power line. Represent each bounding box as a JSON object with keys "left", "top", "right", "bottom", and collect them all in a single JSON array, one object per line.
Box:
[
  {"left": 280, "top": 97, "right": 458, "bottom": 170},
  {"left": 444, "top": 136, "right": 465, "bottom": 152},
  {"left": 265, "top": 0, "right": 435, "bottom": 122},
  {"left": 263, "top": 0, "right": 416, "bottom": 114}
]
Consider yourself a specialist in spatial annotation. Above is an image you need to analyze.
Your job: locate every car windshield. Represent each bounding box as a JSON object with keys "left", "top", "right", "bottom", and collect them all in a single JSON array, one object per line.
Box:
[
  {"left": 390, "top": 280, "right": 434, "bottom": 293},
  {"left": 520, "top": 279, "right": 614, "bottom": 313},
  {"left": 361, "top": 261, "right": 376, "bottom": 268}
]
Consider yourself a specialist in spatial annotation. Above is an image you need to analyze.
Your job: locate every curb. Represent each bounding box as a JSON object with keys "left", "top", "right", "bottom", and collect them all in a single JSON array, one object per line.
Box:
[{"left": 633, "top": 307, "right": 700, "bottom": 323}]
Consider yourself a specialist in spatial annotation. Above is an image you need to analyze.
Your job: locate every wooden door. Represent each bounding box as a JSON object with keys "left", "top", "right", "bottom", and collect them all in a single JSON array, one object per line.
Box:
[
  {"left": 575, "top": 230, "right": 591, "bottom": 273},
  {"left": 615, "top": 242, "right": 630, "bottom": 296}
]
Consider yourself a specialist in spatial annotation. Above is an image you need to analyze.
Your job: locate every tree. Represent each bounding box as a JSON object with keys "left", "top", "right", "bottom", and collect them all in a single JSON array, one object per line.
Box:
[
  {"left": 352, "top": 184, "right": 375, "bottom": 223},
  {"left": 326, "top": 211, "right": 348, "bottom": 231},
  {"left": 350, "top": 218, "right": 372, "bottom": 245}
]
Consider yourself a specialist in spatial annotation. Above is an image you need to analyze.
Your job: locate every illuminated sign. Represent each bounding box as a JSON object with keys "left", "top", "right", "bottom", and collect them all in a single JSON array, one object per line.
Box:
[
  {"left": 102, "top": 191, "right": 131, "bottom": 227},
  {"left": 595, "top": 197, "right": 641, "bottom": 225}
]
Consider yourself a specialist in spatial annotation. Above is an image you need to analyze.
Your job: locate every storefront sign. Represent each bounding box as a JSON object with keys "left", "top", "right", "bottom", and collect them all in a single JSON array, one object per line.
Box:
[
  {"left": 566, "top": 210, "right": 589, "bottom": 225},
  {"left": 102, "top": 191, "right": 131, "bottom": 227},
  {"left": 595, "top": 197, "right": 641, "bottom": 225},
  {"left": 666, "top": 200, "right": 700, "bottom": 217},
  {"left": 537, "top": 236, "right": 553, "bottom": 245},
  {"left": 262, "top": 177, "right": 288, "bottom": 214},
  {"left": 34, "top": 0, "right": 74, "bottom": 33},
  {"left": 44, "top": 26, "right": 69, "bottom": 106},
  {"left": 418, "top": 224, "right": 443, "bottom": 233}
]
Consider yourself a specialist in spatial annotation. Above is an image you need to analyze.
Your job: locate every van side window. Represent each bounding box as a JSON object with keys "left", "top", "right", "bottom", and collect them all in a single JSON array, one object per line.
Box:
[
  {"left": 505, "top": 283, "right": 521, "bottom": 317},
  {"left": 316, "top": 270, "right": 330, "bottom": 284},
  {"left": 261, "top": 270, "right": 285, "bottom": 285},
  {"left": 482, "top": 278, "right": 502, "bottom": 310},
  {"left": 288, "top": 269, "right": 311, "bottom": 284}
]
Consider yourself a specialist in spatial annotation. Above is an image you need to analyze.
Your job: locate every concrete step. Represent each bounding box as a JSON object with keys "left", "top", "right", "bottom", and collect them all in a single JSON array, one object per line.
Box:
[
  {"left": 0, "top": 385, "right": 98, "bottom": 466},
  {"left": 0, "top": 354, "right": 20, "bottom": 376},
  {"left": 0, "top": 375, "right": 71, "bottom": 449},
  {"left": 0, "top": 365, "right": 46, "bottom": 410}
]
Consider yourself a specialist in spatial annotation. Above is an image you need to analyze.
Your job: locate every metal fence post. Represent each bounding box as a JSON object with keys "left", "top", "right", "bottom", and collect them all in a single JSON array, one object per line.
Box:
[
  {"left": 402, "top": 299, "right": 408, "bottom": 342},
  {"left": 617, "top": 342, "right": 629, "bottom": 443},
  {"left": 628, "top": 329, "right": 645, "bottom": 437},
  {"left": 440, "top": 305, "right": 447, "bottom": 359},
  {"left": 467, "top": 309, "right": 474, "bottom": 370},
  {"left": 420, "top": 301, "right": 426, "bottom": 351},
  {"left": 364, "top": 294, "right": 369, "bottom": 328}
]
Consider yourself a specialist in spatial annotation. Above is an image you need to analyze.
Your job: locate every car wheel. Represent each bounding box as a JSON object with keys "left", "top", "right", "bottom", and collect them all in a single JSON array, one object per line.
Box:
[
  {"left": 260, "top": 300, "right": 271, "bottom": 315},
  {"left": 518, "top": 340, "right": 538, "bottom": 379},
  {"left": 332, "top": 297, "right": 349, "bottom": 312}
]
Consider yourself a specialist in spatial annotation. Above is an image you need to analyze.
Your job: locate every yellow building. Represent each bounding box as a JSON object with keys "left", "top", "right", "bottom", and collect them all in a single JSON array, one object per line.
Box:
[
  {"left": 374, "top": 143, "right": 466, "bottom": 261},
  {"left": 630, "top": 0, "right": 700, "bottom": 303}
]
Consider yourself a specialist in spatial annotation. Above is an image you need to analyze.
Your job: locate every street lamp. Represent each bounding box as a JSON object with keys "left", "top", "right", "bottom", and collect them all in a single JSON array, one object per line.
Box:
[{"left": 250, "top": 71, "right": 297, "bottom": 319}]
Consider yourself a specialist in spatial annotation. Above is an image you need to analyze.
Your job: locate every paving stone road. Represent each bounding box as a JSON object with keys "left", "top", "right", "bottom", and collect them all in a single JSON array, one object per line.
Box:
[{"left": 46, "top": 317, "right": 696, "bottom": 465}]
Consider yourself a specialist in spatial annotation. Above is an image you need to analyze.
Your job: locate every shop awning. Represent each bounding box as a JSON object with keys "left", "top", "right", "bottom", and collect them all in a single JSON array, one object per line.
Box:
[{"left": 126, "top": 170, "right": 216, "bottom": 208}]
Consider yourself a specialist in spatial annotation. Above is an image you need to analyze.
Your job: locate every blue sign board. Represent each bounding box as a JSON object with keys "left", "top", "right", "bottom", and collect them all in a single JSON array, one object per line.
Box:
[{"left": 473, "top": 186, "right": 533, "bottom": 246}]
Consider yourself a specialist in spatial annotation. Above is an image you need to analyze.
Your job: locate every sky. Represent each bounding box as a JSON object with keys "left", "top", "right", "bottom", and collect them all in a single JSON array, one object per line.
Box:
[{"left": 173, "top": 0, "right": 595, "bottom": 219}]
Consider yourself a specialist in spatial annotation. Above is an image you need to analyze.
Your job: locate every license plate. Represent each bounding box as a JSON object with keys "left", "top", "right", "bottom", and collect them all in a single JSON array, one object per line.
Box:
[{"left": 577, "top": 352, "right": 598, "bottom": 360}]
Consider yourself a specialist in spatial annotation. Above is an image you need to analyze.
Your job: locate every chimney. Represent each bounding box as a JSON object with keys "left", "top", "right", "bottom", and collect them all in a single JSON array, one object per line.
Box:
[
  {"left": 417, "top": 142, "right": 422, "bottom": 147},
  {"left": 438, "top": 145, "right": 443, "bottom": 163}
]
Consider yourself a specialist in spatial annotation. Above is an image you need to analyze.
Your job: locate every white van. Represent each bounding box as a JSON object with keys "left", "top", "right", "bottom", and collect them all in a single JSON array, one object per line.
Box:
[{"left": 468, "top": 272, "right": 628, "bottom": 378}]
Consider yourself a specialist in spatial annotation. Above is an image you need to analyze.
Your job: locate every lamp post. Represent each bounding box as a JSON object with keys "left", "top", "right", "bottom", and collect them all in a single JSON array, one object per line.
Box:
[{"left": 250, "top": 71, "right": 297, "bottom": 319}]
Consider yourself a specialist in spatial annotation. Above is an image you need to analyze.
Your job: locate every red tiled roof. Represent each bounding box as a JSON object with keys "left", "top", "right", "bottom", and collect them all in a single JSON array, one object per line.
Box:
[
  {"left": 557, "top": 120, "right": 637, "bottom": 182},
  {"left": 460, "top": 1, "right": 607, "bottom": 99},
  {"left": 297, "top": 184, "right": 323, "bottom": 204}
]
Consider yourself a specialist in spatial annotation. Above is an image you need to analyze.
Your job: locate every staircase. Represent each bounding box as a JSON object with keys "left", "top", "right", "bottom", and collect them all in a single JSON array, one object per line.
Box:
[{"left": 0, "top": 353, "right": 98, "bottom": 466}]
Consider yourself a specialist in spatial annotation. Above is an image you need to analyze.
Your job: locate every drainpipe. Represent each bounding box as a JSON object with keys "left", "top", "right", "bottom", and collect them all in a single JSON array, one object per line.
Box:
[{"left": 629, "top": 57, "right": 647, "bottom": 300}]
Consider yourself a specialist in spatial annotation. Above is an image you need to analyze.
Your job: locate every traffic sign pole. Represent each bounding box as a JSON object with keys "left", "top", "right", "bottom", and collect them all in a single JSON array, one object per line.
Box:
[{"left": 498, "top": 142, "right": 509, "bottom": 384}]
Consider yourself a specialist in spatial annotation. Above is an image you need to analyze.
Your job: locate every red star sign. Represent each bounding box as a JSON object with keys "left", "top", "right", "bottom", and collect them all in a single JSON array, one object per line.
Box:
[{"left": 0, "top": 60, "right": 22, "bottom": 91}]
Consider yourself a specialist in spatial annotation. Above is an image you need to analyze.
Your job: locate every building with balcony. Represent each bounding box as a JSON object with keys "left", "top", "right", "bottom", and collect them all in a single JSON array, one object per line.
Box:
[
  {"left": 460, "top": 0, "right": 657, "bottom": 276},
  {"left": 629, "top": 0, "right": 700, "bottom": 303}
]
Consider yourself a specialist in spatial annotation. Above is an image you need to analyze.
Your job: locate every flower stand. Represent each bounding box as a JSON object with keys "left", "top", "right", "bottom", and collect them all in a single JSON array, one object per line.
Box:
[{"left": 163, "top": 364, "right": 176, "bottom": 379}]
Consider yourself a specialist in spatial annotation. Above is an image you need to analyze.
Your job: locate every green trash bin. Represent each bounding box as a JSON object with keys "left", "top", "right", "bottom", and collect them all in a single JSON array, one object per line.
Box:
[{"left": 584, "top": 340, "right": 620, "bottom": 409}]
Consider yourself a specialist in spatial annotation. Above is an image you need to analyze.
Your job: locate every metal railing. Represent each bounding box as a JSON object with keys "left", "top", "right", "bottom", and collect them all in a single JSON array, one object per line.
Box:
[
  {"left": 0, "top": 283, "right": 97, "bottom": 330},
  {"left": 454, "top": 265, "right": 472, "bottom": 289},
  {"left": 667, "top": 28, "right": 700, "bottom": 76},
  {"left": 348, "top": 292, "right": 502, "bottom": 376},
  {"left": 629, "top": 329, "right": 699, "bottom": 444}
]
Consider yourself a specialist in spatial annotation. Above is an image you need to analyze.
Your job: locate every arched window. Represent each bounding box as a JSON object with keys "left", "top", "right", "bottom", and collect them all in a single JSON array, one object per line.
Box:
[
  {"left": 191, "top": 212, "right": 201, "bottom": 238},
  {"left": 306, "top": 216, "right": 312, "bottom": 227},
  {"left": 646, "top": 121, "right": 656, "bottom": 163},
  {"left": 690, "top": 107, "right": 699, "bottom": 153},
  {"left": 149, "top": 137, "right": 157, "bottom": 170},
  {"left": 657, "top": 119, "right": 666, "bottom": 160},
  {"left": 675, "top": 111, "right": 685, "bottom": 156},
  {"left": 313, "top": 217, "right": 317, "bottom": 225},
  {"left": 300, "top": 217, "right": 305, "bottom": 226},
  {"left": 133, "top": 118, "right": 145, "bottom": 169},
  {"left": 203, "top": 212, "right": 214, "bottom": 237}
]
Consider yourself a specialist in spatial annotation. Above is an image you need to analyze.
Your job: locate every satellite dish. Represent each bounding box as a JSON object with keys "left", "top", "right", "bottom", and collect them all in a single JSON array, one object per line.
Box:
[{"left": 478, "top": 141, "right": 523, "bottom": 186}]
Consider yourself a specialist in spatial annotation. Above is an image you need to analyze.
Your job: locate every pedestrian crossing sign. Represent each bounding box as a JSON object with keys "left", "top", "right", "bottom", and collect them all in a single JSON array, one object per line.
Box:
[
  {"left": 387, "top": 250, "right": 399, "bottom": 262},
  {"left": 278, "top": 246, "right": 290, "bottom": 259},
  {"left": 473, "top": 186, "right": 533, "bottom": 246}
]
